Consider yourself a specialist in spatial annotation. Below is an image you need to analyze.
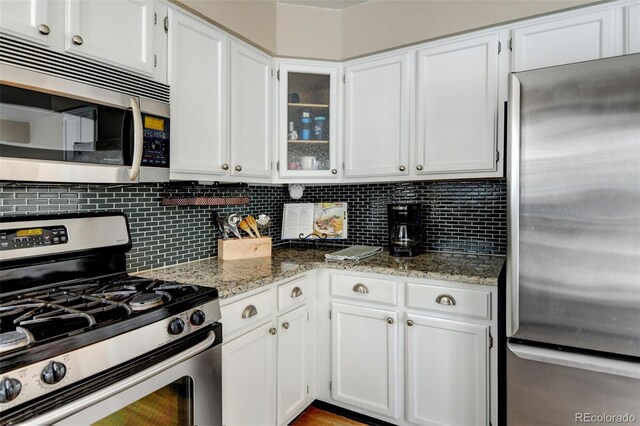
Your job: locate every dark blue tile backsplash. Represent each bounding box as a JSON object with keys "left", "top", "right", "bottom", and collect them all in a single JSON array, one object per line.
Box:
[{"left": 0, "top": 179, "right": 506, "bottom": 272}]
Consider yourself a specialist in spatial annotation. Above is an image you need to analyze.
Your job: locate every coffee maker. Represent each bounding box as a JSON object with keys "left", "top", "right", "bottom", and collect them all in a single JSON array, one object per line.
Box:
[{"left": 387, "top": 204, "right": 424, "bottom": 257}]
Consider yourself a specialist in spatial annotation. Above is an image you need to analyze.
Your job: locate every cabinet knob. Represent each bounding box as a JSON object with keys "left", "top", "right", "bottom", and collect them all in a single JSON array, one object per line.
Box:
[
  {"left": 72, "top": 35, "right": 84, "bottom": 46},
  {"left": 241, "top": 304, "right": 258, "bottom": 319},
  {"left": 387, "top": 317, "right": 394, "bottom": 324},
  {"left": 38, "top": 24, "right": 50, "bottom": 35},
  {"left": 331, "top": 169, "right": 338, "bottom": 175},
  {"left": 221, "top": 163, "right": 229, "bottom": 171},
  {"left": 235, "top": 165, "right": 242, "bottom": 172},
  {"left": 269, "top": 327, "right": 277, "bottom": 335},
  {"left": 435, "top": 294, "right": 456, "bottom": 306},
  {"left": 416, "top": 165, "right": 423, "bottom": 171},
  {"left": 407, "top": 320, "right": 414, "bottom": 327},
  {"left": 282, "top": 322, "right": 290, "bottom": 330},
  {"left": 352, "top": 283, "right": 369, "bottom": 294},
  {"left": 290, "top": 286, "right": 303, "bottom": 298},
  {"left": 399, "top": 165, "right": 406, "bottom": 172}
]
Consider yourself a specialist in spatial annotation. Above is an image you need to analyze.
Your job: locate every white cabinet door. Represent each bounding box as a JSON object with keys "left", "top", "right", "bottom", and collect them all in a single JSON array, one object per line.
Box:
[
  {"left": 626, "top": 3, "right": 640, "bottom": 54},
  {"left": 230, "top": 41, "right": 272, "bottom": 179},
  {"left": 406, "top": 314, "right": 489, "bottom": 426},
  {"left": 0, "top": 0, "right": 50, "bottom": 46},
  {"left": 512, "top": 9, "right": 615, "bottom": 72},
  {"left": 331, "top": 302, "right": 398, "bottom": 418},
  {"left": 168, "top": 9, "right": 228, "bottom": 181},
  {"left": 277, "top": 305, "right": 310, "bottom": 425},
  {"left": 223, "top": 321, "right": 277, "bottom": 426},
  {"left": 344, "top": 53, "right": 412, "bottom": 178},
  {"left": 64, "top": 0, "right": 155, "bottom": 75},
  {"left": 415, "top": 33, "right": 499, "bottom": 175}
]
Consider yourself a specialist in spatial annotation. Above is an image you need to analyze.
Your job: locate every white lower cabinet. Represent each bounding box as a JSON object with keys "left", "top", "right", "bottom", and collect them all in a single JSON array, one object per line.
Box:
[
  {"left": 331, "top": 302, "right": 399, "bottom": 418},
  {"left": 277, "top": 305, "right": 311, "bottom": 424},
  {"left": 406, "top": 314, "right": 489, "bottom": 426},
  {"left": 222, "top": 320, "right": 277, "bottom": 426}
]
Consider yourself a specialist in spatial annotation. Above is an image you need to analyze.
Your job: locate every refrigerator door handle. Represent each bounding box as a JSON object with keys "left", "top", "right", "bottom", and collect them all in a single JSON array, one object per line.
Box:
[
  {"left": 506, "top": 73, "right": 521, "bottom": 337},
  {"left": 508, "top": 341, "right": 640, "bottom": 379}
]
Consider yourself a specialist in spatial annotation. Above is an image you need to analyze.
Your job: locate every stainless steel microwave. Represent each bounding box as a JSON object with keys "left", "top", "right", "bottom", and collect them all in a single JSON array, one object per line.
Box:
[{"left": 0, "top": 64, "right": 170, "bottom": 184}]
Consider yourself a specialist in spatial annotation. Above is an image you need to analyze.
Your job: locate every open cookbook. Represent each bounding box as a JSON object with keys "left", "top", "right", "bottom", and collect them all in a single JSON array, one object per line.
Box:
[{"left": 281, "top": 203, "right": 347, "bottom": 239}]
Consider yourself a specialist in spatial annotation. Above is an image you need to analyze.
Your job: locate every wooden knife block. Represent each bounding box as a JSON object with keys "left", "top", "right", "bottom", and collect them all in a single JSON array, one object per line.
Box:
[{"left": 218, "top": 237, "right": 272, "bottom": 261}]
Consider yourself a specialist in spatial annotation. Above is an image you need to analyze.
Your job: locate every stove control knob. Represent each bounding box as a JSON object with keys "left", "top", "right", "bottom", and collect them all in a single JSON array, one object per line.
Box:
[
  {"left": 168, "top": 318, "right": 185, "bottom": 335},
  {"left": 190, "top": 310, "right": 206, "bottom": 326},
  {"left": 0, "top": 377, "right": 22, "bottom": 403},
  {"left": 41, "top": 361, "right": 67, "bottom": 385}
]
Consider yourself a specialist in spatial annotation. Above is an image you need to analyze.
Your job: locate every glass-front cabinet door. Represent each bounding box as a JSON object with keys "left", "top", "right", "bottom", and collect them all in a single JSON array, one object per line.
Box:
[{"left": 278, "top": 63, "right": 338, "bottom": 179}]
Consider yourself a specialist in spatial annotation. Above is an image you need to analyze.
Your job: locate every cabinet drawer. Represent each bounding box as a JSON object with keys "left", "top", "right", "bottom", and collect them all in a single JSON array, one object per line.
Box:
[
  {"left": 278, "top": 275, "right": 311, "bottom": 313},
  {"left": 221, "top": 290, "right": 274, "bottom": 338},
  {"left": 331, "top": 274, "right": 397, "bottom": 305},
  {"left": 406, "top": 283, "right": 491, "bottom": 319}
]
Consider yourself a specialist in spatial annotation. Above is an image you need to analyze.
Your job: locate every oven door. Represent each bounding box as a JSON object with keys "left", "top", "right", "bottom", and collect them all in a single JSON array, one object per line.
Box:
[{"left": 13, "top": 325, "right": 222, "bottom": 426}]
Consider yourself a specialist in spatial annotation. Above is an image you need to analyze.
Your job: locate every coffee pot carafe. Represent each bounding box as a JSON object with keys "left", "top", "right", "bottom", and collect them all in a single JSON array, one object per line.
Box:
[{"left": 387, "top": 204, "right": 424, "bottom": 257}]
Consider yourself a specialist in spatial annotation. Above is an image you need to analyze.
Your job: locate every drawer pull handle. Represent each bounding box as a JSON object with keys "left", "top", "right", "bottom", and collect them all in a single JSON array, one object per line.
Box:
[
  {"left": 436, "top": 294, "right": 456, "bottom": 306},
  {"left": 291, "top": 286, "right": 303, "bottom": 298},
  {"left": 241, "top": 305, "right": 258, "bottom": 319},
  {"left": 282, "top": 322, "right": 290, "bottom": 330},
  {"left": 269, "top": 327, "right": 277, "bottom": 335},
  {"left": 352, "top": 283, "right": 369, "bottom": 294},
  {"left": 407, "top": 320, "right": 414, "bottom": 326},
  {"left": 387, "top": 317, "right": 394, "bottom": 324}
]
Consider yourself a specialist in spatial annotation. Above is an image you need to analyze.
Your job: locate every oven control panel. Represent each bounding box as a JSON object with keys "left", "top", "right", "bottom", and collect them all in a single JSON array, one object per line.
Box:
[
  {"left": 0, "top": 226, "right": 68, "bottom": 251},
  {"left": 141, "top": 113, "right": 169, "bottom": 168}
]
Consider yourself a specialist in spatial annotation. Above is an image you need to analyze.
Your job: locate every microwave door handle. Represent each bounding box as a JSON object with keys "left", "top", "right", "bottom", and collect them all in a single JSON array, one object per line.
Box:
[{"left": 128, "top": 97, "right": 143, "bottom": 181}]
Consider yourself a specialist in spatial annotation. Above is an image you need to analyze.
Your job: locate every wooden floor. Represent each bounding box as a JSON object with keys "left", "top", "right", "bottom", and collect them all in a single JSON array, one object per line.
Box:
[{"left": 291, "top": 406, "right": 366, "bottom": 426}]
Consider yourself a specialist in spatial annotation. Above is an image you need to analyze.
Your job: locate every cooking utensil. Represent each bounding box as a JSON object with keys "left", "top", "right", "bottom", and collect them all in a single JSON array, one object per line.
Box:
[
  {"left": 212, "top": 211, "right": 228, "bottom": 240},
  {"left": 239, "top": 218, "right": 255, "bottom": 238},
  {"left": 226, "top": 214, "right": 242, "bottom": 239},
  {"left": 225, "top": 222, "right": 241, "bottom": 239},
  {"left": 245, "top": 215, "right": 261, "bottom": 238},
  {"left": 257, "top": 214, "right": 271, "bottom": 236}
]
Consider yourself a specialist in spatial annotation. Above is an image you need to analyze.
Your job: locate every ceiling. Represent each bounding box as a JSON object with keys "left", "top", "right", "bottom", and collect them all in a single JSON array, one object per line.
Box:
[{"left": 277, "top": 0, "right": 369, "bottom": 10}]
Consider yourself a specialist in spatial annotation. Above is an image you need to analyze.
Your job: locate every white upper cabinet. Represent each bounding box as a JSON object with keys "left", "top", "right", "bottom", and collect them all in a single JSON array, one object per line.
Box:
[
  {"left": 278, "top": 62, "right": 339, "bottom": 179},
  {"left": 230, "top": 41, "right": 272, "bottom": 179},
  {"left": 406, "top": 314, "right": 489, "bottom": 426},
  {"left": 64, "top": 0, "right": 155, "bottom": 76},
  {"left": 626, "top": 3, "right": 640, "bottom": 54},
  {"left": 415, "top": 33, "right": 500, "bottom": 175},
  {"left": 343, "top": 53, "right": 412, "bottom": 178},
  {"left": 512, "top": 9, "right": 615, "bottom": 71},
  {"left": 0, "top": 0, "right": 51, "bottom": 46},
  {"left": 169, "top": 9, "right": 228, "bottom": 181}
]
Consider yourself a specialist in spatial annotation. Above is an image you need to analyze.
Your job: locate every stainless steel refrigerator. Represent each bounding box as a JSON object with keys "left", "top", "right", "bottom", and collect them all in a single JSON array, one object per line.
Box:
[{"left": 506, "top": 53, "right": 640, "bottom": 425}]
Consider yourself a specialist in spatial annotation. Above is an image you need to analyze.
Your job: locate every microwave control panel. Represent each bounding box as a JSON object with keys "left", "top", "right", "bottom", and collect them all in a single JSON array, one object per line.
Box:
[
  {"left": 141, "top": 114, "right": 169, "bottom": 168},
  {"left": 0, "top": 226, "right": 68, "bottom": 251}
]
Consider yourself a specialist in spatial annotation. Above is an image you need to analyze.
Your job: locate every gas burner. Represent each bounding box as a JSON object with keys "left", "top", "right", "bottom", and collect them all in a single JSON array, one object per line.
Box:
[
  {"left": 0, "top": 330, "right": 29, "bottom": 352},
  {"left": 129, "top": 293, "right": 165, "bottom": 311}
]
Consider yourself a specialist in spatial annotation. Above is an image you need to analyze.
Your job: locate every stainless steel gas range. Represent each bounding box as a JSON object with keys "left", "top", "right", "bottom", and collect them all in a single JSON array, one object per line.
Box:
[{"left": 0, "top": 212, "right": 222, "bottom": 425}]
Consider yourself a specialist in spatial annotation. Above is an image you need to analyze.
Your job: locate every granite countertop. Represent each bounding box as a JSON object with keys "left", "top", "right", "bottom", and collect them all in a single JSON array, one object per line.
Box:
[{"left": 135, "top": 247, "right": 505, "bottom": 300}]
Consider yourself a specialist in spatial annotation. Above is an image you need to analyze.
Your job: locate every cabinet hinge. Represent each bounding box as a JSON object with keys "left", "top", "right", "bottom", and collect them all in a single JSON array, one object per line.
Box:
[
  {"left": 489, "top": 334, "right": 494, "bottom": 349},
  {"left": 271, "top": 69, "right": 274, "bottom": 77},
  {"left": 306, "top": 385, "right": 309, "bottom": 394},
  {"left": 277, "top": 69, "right": 280, "bottom": 81},
  {"left": 329, "top": 310, "right": 332, "bottom": 320},
  {"left": 343, "top": 75, "right": 346, "bottom": 84},
  {"left": 277, "top": 161, "right": 280, "bottom": 171},
  {"left": 270, "top": 161, "right": 273, "bottom": 170},
  {"left": 496, "top": 150, "right": 500, "bottom": 162},
  {"left": 154, "top": 54, "right": 157, "bottom": 68},
  {"left": 329, "top": 381, "right": 332, "bottom": 391},
  {"left": 164, "top": 16, "right": 169, "bottom": 32},
  {"left": 498, "top": 41, "right": 501, "bottom": 54},
  {"left": 508, "top": 38, "right": 513, "bottom": 51},
  {"left": 341, "top": 162, "right": 345, "bottom": 171},
  {"left": 154, "top": 12, "right": 157, "bottom": 25}
]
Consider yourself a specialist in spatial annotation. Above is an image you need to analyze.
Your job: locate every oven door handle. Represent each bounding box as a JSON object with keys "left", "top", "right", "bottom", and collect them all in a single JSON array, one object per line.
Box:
[{"left": 21, "top": 330, "right": 216, "bottom": 426}]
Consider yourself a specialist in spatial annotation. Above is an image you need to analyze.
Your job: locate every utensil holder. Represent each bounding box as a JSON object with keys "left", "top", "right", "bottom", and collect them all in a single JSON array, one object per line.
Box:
[{"left": 218, "top": 237, "right": 272, "bottom": 261}]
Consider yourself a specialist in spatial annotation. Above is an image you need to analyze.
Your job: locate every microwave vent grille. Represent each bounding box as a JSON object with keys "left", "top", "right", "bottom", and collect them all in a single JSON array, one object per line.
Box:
[{"left": 0, "top": 35, "right": 169, "bottom": 103}]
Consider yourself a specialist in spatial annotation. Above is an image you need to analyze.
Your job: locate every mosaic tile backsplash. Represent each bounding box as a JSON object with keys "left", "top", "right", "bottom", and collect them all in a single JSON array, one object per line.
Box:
[{"left": 0, "top": 180, "right": 506, "bottom": 272}]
